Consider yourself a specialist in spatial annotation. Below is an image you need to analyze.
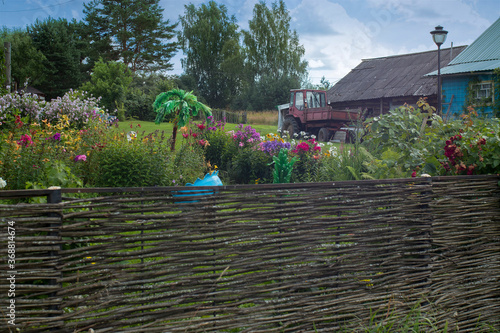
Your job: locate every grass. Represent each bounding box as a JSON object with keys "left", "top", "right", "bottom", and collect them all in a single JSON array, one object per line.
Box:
[{"left": 117, "top": 119, "right": 279, "bottom": 139}]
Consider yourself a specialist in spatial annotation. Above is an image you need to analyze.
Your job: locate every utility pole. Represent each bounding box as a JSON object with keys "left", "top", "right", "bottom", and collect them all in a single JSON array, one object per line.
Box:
[{"left": 4, "top": 42, "right": 11, "bottom": 92}]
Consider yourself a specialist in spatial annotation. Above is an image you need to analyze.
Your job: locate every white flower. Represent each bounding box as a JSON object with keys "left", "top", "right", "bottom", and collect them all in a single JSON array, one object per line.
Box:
[
  {"left": 293, "top": 133, "right": 299, "bottom": 137},
  {"left": 311, "top": 135, "right": 316, "bottom": 139},
  {"left": 0, "top": 177, "right": 6, "bottom": 189},
  {"left": 126, "top": 131, "right": 137, "bottom": 142},
  {"left": 299, "top": 131, "right": 306, "bottom": 136}
]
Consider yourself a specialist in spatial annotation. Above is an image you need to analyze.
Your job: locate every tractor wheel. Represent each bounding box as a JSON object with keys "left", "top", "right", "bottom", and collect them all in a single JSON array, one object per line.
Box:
[
  {"left": 318, "top": 128, "right": 331, "bottom": 142},
  {"left": 283, "top": 117, "right": 300, "bottom": 138}
]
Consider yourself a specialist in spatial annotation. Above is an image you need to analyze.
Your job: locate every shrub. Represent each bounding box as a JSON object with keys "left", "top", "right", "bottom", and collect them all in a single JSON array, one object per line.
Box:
[
  {"left": 439, "top": 109, "right": 500, "bottom": 175},
  {"left": 290, "top": 138, "right": 322, "bottom": 183},
  {"left": 89, "top": 139, "right": 169, "bottom": 187},
  {"left": 228, "top": 147, "right": 273, "bottom": 184}
]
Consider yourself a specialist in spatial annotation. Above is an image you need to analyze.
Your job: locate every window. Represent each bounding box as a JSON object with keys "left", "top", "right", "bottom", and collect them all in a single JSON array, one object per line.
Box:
[
  {"left": 306, "top": 91, "right": 326, "bottom": 108},
  {"left": 295, "top": 92, "right": 304, "bottom": 110},
  {"left": 473, "top": 81, "right": 493, "bottom": 103}
]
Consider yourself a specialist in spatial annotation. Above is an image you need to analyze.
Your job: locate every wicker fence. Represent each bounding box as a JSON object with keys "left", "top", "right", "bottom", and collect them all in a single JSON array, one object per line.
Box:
[{"left": 0, "top": 175, "right": 499, "bottom": 332}]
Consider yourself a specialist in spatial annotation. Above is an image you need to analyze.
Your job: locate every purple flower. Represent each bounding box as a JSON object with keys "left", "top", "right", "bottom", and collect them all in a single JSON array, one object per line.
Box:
[{"left": 51, "top": 133, "right": 61, "bottom": 141}]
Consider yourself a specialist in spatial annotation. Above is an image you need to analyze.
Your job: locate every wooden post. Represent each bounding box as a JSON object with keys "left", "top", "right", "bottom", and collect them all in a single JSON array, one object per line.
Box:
[
  {"left": 4, "top": 42, "right": 11, "bottom": 92},
  {"left": 46, "top": 188, "right": 63, "bottom": 326}
]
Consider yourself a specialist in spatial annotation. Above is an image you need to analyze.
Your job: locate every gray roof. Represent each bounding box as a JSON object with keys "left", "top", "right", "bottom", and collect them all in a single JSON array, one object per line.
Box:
[
  {"left": 327, "top": 46, "right": 467, "bottom": 103},
  {"left": 427, "top": 17, "right": 500, "bottom": 76}
]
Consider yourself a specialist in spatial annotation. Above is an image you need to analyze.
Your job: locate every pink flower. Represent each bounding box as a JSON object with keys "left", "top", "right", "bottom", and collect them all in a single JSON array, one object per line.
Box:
[
  {"left": 411, "top": 170, "right": 417, "bottom": 178},
  {"left": 18, "top": 134, "right": 33, "bottom": 146},
  {"left": 74, "top": 155, "right": 87, "bottom": 162},
  {"left": 239, "top": 142, "right": 244, "bottom": 147}
]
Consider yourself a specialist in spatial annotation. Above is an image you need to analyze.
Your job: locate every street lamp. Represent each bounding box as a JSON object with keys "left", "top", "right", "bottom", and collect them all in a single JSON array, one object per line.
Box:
[{"left": 430, "top": 25, "right": 448, "bottom": 114}]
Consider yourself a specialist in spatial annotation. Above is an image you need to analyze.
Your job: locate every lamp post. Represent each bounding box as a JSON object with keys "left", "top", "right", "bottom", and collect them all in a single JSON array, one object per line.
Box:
[{"left": 430, "top": 25, "right": 448, "bottom": 114}]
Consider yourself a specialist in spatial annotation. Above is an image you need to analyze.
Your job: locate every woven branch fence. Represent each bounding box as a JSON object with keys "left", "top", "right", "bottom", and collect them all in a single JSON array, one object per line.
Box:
[{"left": 0, "top": 175, "right": 499, "bottom": 332}]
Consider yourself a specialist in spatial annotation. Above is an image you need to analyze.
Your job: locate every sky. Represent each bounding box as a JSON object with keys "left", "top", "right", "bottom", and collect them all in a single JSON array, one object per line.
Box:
[{"left": 1, "top": 0, "right": 499, "bottom": 85}]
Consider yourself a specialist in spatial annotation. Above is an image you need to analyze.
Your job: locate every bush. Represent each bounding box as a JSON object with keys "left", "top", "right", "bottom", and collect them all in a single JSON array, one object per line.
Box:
[
  {"left": 89, "top": 139, "right": 169, "bottom": 187},
  {"left": 228, "top": 147, "right": 273, "bottom": 184}
]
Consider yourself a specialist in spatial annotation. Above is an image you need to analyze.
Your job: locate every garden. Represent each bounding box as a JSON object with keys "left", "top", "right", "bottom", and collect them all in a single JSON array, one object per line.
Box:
[
  {"left": 1, "top": 89, "right": 500, "bottom": 332},
  {"left": 1, "top": 89, "right": 499, "bottom": 193}
]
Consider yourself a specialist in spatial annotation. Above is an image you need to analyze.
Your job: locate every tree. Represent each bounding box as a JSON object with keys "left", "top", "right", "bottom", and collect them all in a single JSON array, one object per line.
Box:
[
  {"left": 178, "top": 1, "right": 243, "bottom": 108},
  {"left": 28, "top": 18, "right": 84, "bottom": 100},
  {"left": 0, "top": 28, "right": 47, "bottom": 91},
  {"left": 83, "top": 0, "right": 178, "bottom": 73},
  {"left": 241, "top": 0, "right": 308, "bottom": 110},
  {"left": 153, "top": 89, "right": 211, "bottom": 151},
  {"left": 124, "top": 73, "right": 177, "bottom": 121},
  {"left": 80, "top": 59, "right": 134, "bottom": 114}
]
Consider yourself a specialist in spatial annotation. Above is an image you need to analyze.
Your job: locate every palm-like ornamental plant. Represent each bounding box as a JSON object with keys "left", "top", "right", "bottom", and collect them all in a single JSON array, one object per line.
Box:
[{"left": 153, "top": 89, "right": 211, "bottom": 151}]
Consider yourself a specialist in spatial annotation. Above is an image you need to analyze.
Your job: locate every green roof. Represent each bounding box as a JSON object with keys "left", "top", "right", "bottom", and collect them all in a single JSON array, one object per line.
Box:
[{"left": 427, "top": 17, "right": 500, "bottom": 76}]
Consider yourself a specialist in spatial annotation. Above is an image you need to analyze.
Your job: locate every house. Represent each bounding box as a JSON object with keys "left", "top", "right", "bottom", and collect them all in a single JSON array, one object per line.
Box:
[
  {"left": 326, "top": 46, "right": 466, "bottom": 117},
  {"left": 426, "top": 17, "right": 500, "bottom": 117},
  {"left": 16, "top": 86, "right": 46, "bottom": 100}
]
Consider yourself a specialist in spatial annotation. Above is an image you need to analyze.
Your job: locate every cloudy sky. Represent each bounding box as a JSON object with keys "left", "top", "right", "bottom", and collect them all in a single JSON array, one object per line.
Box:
[{"left": 1, "top": 0, "right": 499, "bottom": 84}]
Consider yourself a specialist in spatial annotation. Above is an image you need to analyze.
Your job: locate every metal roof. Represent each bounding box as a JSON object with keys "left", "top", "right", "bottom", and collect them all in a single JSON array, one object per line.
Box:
[
  {"left": 327, "top": 46, "right": 466, "bottom": 103},
  {"left": 427, "top": 17, "right": 500, "bottom": 76}
]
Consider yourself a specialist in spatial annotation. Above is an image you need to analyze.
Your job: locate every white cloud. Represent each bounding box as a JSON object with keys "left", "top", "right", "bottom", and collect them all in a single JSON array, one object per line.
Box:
[{"left": 291, "top": 0, "right": 395, "bottom": 84}]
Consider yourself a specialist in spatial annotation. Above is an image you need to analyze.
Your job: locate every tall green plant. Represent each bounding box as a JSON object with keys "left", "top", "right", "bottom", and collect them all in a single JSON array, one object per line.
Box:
[
  {"left": 271, "top": 148, "right": 297, "bottom": 183},
  {"left": 153, "top": 89, "right": 211, "bottom": 151}
]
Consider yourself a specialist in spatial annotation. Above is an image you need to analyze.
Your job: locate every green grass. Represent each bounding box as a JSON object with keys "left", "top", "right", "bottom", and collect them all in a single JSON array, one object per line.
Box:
[{"left": 117, "top": 121, "right": 279, "bottom": 139}]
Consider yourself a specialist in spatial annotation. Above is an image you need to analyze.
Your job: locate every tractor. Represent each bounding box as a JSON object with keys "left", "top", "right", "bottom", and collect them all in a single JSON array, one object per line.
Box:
[{"left": 278, "top": 89, "right": 360, "bottom": 142}]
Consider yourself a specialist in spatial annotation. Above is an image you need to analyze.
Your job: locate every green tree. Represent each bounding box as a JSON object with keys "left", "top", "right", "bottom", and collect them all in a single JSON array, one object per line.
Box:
[
  {"left": 83, "top": 0, "right": 178, "bottom": 73},
  {"left": 28, "top": 18, "right": 84, "bottom": 100},
  {"left": 0, "top": 28, "right": 47, "bottom": 91},
  {"left": 240, "top": 0, "right": 308, "bottom": 110},
  {"left": 153, "top": 89, "right": 211, "bottom": 151},
  {"left": 80, "top": 59, "right": 134, "bottom": 115},
  {"left": 124, "top": 73, "right": 177, "bottom": 121},
  {"left": 178, "top": 1, "right": 243, "bottom": 108}
]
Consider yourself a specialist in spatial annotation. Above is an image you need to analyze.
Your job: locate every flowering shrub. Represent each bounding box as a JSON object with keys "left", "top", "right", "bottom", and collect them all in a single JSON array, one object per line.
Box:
[
  {"left": 440, "top": 118, "right": 500, "bottom": 175},
  {"left": 258, "top": 133, "right": 291, "bottom": 156},
  {"left": 40, "top": 90, "right": 107, "bottom": 129},
  {"left": 0, "top": 90, "right": 110, "bottom": 131},
  {"left": 0, "top": 93, "right": 42, "bottom": 128},
  {"left": 289, "top": 138, "right": 323, "bottom": 183},
  {"left": 232, "top": 123, "right": 261, "bottom": 148}
]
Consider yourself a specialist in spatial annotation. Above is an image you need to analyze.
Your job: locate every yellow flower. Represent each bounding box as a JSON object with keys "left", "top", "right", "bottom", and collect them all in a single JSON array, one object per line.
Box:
[{"left": 180, "top": 126, "right": 189, "bottom": 134}]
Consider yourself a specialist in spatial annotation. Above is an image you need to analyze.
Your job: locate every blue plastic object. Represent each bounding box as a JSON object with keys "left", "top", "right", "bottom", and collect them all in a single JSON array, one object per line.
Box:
[{"left": 173, "top": 171, "right": 223, "bottom": 200}]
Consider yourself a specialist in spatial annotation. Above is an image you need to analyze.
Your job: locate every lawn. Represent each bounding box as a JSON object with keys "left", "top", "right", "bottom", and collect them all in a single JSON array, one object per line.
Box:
[{"left": 117, "top": 120, "right": 279, "bottom": 140}]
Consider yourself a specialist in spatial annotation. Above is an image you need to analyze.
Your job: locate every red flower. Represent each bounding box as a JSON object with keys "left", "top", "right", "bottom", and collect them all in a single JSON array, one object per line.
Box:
[
  {"left": 411, "top": 170, "right": 417, "bottom": 178},
  {"left": 197, "top": 123, "right": 206, "bottom": 130},
  {"left": 182, "top": 133, "right": 189, "bottom": 139},
  {"left": 296, "top": 142, "right": 310, "bottom": 152},
  {"left": 15, "top": 115, "right": 23, "bottom": 128}
]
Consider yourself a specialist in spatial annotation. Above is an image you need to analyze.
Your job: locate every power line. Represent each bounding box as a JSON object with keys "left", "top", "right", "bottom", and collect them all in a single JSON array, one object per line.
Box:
[{"left": 0, "top": 0, "right": 77, "bottom": 13}]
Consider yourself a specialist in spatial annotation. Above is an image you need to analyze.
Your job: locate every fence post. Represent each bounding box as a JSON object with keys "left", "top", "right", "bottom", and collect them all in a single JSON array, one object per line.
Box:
[{"left": 46, "top": 188, "right": 63, "bottom": 327}]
